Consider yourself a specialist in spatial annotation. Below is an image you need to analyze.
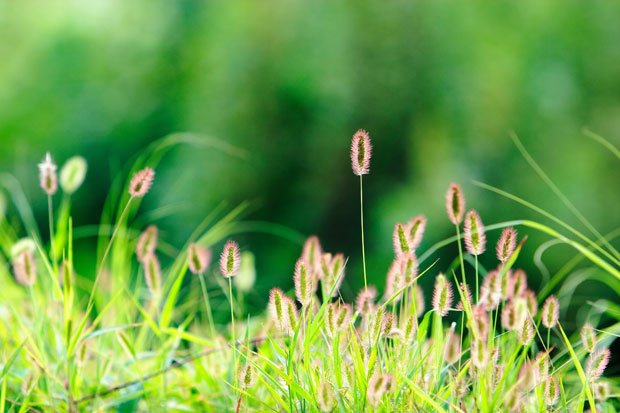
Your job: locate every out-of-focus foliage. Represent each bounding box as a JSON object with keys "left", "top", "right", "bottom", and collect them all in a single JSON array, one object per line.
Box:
[{"left": 0, "top": 0, "right": 619, "bottom": 314}]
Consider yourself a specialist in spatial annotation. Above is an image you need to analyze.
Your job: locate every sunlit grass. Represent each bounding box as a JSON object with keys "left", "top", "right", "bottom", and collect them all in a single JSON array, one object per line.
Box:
[{"left": 0, "top": 133, "right": 617, "bottom": 412}]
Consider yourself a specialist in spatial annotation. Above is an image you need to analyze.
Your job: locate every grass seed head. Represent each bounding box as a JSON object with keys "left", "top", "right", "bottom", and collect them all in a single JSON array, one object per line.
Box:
[
  {"left": 445, "top": 183, "right": 465, "bottom": 225},
  {"left": 496, "top": 227, "right": 517, "bottom": 263},
  {"left": 13, "top": 250, "right": 37, "bottom": 286},
  {"left": 586, "top": 349, "right": 610, "bottom": 381},
  {"left": 523, "top": 289, "right": 539, "bottom": 317},
  {"left": 509, "top": 269, "right": 528, "bottom": 298},
  {"left": 38, "top": 152, "right": 58, "bottom": 196},
  {"left": 136, "top": 225, "right": 158, "bottom": 262},
  {"left": 59, "top": 156, "right": 87, "bottom": 194},
  {"left": 355, "top": 286, "right": 377, "bottom": 315},
  {"left": 142, "top": 253, "right": 162, "bottom": 295},
  {"left": 544, "top": 376, "right": 560, "bottom": 406},
  {"left": 294, "top": 258, "right": 314, "bottom": 306},
  {"left": 592, "top": 381, "right": 610, "bottom": 401},
  {"left": 444, "top": 324, "right": 461, "bottom": 364},
  {"left": 407, "top": 215, "right": 427, "bottom": 250},
  {"left": 268, "top": 288, "right": 288, "bottom": 332},
  {"left": 238, "top": 363, "right": 257, "bottom": 389},
  {"left": 301, "top": 236, "right": 322, "bottom": 274},
  {"left": 411, "top": 283, "right": 425, "bottom": 317},
  {"left": 367, "top": 373, "right": 391, "bottom": 407},
  {"left": 220, "top": 240, "right": 241, "bottom": 277},
  {"left": 580, "top": 322, "right": 597, "bottom": 353},
  {"left": 128, "top": 167, "right": 155, "bottom": 198},
  {"left": 518, "top": 318, "right": 534, "bottom": 346},
  {"left": 317, "top": 381, "right": 336, "bottom": 412},
  {"left": 187, "top": 243, "right": 211, "bottom": 275},
  {"left": 463, "top": 210, "right": 486, "bottom": 256},
  {"left": 541, "top": 295, "right": 559, "bottom": 328},
  {"left": 393, "top": 222, "right": 411, "bottom": 257},
  {"left": 351, "top": 129, "right": 372, "bottom": 176},
  {"left": 432, "top": 273, "right": 453, "bottom": 317}
]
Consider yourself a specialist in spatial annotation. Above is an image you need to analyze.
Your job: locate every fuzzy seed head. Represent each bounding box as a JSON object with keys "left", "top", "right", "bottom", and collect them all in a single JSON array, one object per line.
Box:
[
  {"left": 544, "top": 376, "right": 559, "bottom": 406},
  {"left": 38, "top": 152, "right": 58, "bottom": 196},
  {"left": 407, "top": 215, "right": 427, "bottom": 250},
  {"left": 470, "top": 338, "right": 488, "bottom": 369},
  {"left": 523, "top": 289, "right": 538, "bottom": 317},
  {"left": 504, "top": 388, "right": 522, "bottom": 412},
  {"left": 187, "top": 243, "right": 211, "bottom": 275},
  {"left": 481, "top": 270, "right": 502, "bottom": 311},
  {"left": 285, "top": 296, "right": 299, "bottom": 332},
  {"left": 472, "top": 304, "right": 490, "bottom": 341},
  {"left": 463, "top": 210, "right": 486, "bottom": 256},
  {"left": 518, "top": 318, "right": 534, "bottom": 346},
  {"left": 59, "top": 156, "right": 87, "bottom": 194},
  {"left": 580, "top": 322, "right": 597, "bottom": 353},
  {"left": 510, "top": 269, "right": 528, "bottom": 298},
  {"left": 268, "top": 288, "right": 288, "bottom": 332},
  {"left": 445, "top": 183, "right": 465, "bottom": 225},
  {"left": 142, "top": 253, "right": 162, "bottom": 294},
  {"left": 128, "top": 167, "right": 155, "bottom": 198},
  {"left": 501, "top": 301, "right": 518, "bottom": 331},
  {"left": 238, "top": 363, "right": 257, "bottom": 389},
  {"left": 541, "top": 295, "right": 559, "bottom": 328},
  {"left": 432, "top": 273, "right": 453, "bottom": 317},
  {"left": 592, "top": 381, "right": 610, "bottom": 401},
  {"left": 11, "top": 238, "right": 37, "bottom": 259},
  {"left": 301, "top": 236, "right": 323, "bottom": 274},
  {"left": 496, "top": 227, "right": 517, "bottom": 263},
  {"left": 401, "top": 314, "right": 417, "bottom": 343},
  {"left": 586, "top": 349, "right": 610, "bottom": 381},
  {"left": 411, "top": 284, "right": 425, "bottom": 317},
  {"left": 381, "top": 312, "right": 397, "bottom": 337},
  {"left": 136, "top": 225, "right": 158, "bottom": 262},
  {"left": 393, "top": 222, "right": 411, "bottom": 257},
  {"left": 294, "top": 259, "right": 314, "bottom": 306},
  {"left": 13, "top": 250, "right": 37, "bottom": 286},
  {"left": 367, "top": 373, "right": 391, "bottom": 407},
  {"left": 351, "top": 129, "right": 372, "bottom": 176},
  {"left": 317, "top": 381, "right": 336, "bottom": 412},
  {"left": 220, "top": 240, "right": 241, "bottom": 277},
  {"left": 536, "top": 352, "right": 551, "bottom": 381},
  {"left": 355, "top": 286, "right": 377, "bottom": 315},
  {"left": 444, "top": 325, "right": 461, "bottom": 364}
]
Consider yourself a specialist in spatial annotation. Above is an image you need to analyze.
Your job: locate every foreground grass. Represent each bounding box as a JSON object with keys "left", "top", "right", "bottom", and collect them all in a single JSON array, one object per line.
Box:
[{"left": 0, "top": 133, "right": 618, "bottom": 412}]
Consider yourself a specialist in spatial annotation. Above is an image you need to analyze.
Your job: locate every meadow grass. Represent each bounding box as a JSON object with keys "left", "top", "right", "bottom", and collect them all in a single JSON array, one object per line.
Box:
[{"left": 0, "top": 132, "right": 617, "bottom": 412}]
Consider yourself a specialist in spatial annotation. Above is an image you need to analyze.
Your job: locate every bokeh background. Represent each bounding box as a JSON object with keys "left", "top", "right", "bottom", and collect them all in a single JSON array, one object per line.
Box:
[{"left": 1, "top": 1, "right": 619, "bottom": 328}]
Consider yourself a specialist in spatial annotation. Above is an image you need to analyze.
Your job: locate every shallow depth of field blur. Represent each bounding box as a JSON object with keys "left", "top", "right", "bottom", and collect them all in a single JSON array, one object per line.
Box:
[{"left": 2, "top": 0, "right": 619, "bottom": 343}]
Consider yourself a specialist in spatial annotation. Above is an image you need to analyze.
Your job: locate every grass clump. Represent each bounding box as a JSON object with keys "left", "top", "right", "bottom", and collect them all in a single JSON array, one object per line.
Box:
[{"left": 0, "top": 133, "right": 617, "bottom": 412}]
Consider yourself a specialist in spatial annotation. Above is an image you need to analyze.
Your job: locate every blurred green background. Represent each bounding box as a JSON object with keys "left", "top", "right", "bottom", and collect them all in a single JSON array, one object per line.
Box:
[{"left": 1, "top": 0, "right": 619, "bottom": 326}]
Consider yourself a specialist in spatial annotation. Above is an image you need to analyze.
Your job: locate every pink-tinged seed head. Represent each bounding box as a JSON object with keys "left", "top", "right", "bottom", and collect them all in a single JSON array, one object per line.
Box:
[
  {"left": 586, "top": 349, "right": 610, "bottom": 381},
  {"left": 317, "top": 381, "right": 336, "bottom": 413},
  {"left": 294, "top": 258, "right": 314, "bottom": 306},
  {"left": 592, "top": 381, "right": 610, "bottom": 401},
  {"left": 392, "top": 222, "right": 411, "bottom": 257},
  {"left": 136, "top": 225, "right": 158, "bottom": 262},
  {"left": 481, "top": 270, "right": 502, "bottom": 311},
  {"left": 187, "top": 243, "right": 211, "bottom": 275},
  {"left": 38, "top": 152, "right": 58, "bottom": 196},
  {"left": 501, "top": 300, "right": 518, "bottom": 331},
  {"left": 444, "top": 324, "right": 461, "bottom": 364},
  {"left": 432, "top": 273, "right": 453, "bottom": 317},
  {"left": 128, "top": 167, "right": 155, "bottom": 198},
  {"left": 544, "top": 376, "right": 560, "bottom": 406},
  {"left": 301, "top": 236, "right": 323, "bottom": 273},
  {"left": 445, "top": 183, "right": 465, "bottom": 225},
  {"left": 268, "top": 288, "right": 288, "bottom": 332},
  {"left": 535, "top": 351, "right": 551, "bottom": 381},
  {"left": 455, "top": 282, "right": 473, "bottom": 311},
  {"left": 407, "top": 215, "right": 427, "bottom": 251},
  {"left": 285, "top": 296, "right": 299, "bottom": 333},
  {"left": 472, "top": 304, "right": 490, "bottom": 341},
  {"left": 518, "top": 318, "right": 534, "bottom": 346},
  {"left": 496, "top": 227, "right": 517, "bottom": 263},
  {"left": 510, "top": 269, "right": 528, "bottom": 298},
  {"left": 580, "top": 322, "right": 597, "bottom": 353},
  {"left": 367, "top": 373, "right": 392, "bottom": 407},
  {"left": 541, "top": 295, "right": 559, "bottom": 328},
  {"left": 463, "top": 210, "right": 486, "bottom": 256},
  {"left": 355, "top": 286, "right": 377, "bottom": 315},
  {"left": 238, "top": 363, "right": 257, "bottom": 389},
  {"left": 142, "top": 253, "right": 162, "bottom": 294},
  {"left": 219, "top": 240, "right": 241, "bottom": 277},
  {"left": 523, "top": 289, "right": 539, "bottom": 317},
  {"left": 351, "top": 129, "right": 372, "bottom": 176},
  {"left": 470, "top": 338, "right": 488, "bottom": 369},
  {"left": 320, "top": 252, "right": 346, "bottom": 298},
  {"left": 13, "top": 250, "right": 37, "bottom": 286}
]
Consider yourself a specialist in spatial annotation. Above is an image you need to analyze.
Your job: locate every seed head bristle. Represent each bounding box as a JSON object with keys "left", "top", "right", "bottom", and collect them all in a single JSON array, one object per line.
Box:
[
  {"left": 541, "top": 295, "right": 559, "bottom": 328},
  {"left": 187, "top": 243, "right": 211, "bottom": 275},
  {"left": 580, "top": 322, "right": 597, "bottom": 353},
  {"left": 13, "top": 250, "right": 37, "bottom": 286},
  {"left": 432, "top": 273, "right": 453, "bottom": 317},
  {"left": 355, "top": 286, "right": 377, "bottom": 315},
  {"left": 544, "top": 376, "right": 559, "bottom": 406},
  {"left": 317, "top": 381, "right": 336, "bottom": 413},
  {"left": 220, "top": 240, "right": 241, "bottom": 277},
  {"left": 59, "top": 156, "right": 87, "bottom": 194},
  {"left": 350, "top": 129, "right": 372, "bottom": 176},
  {"left": 445, "top": 183, "right": 465, "bottom": 225},
  {"left": 38, "top": 152, "right": 58, "bottom": 196},
  {"left": 136, "top": 225, "right": 158, "bottom": 262},
  {"left": 294, "top": 258, "right": 314, "bottom": 306},
  {"left": 586, "top": 349, "right": 610, "bottom": 381},
  {"left": 392, "top": 222, "right": 411, "bottom": 257},
  {"left": 128, "top": 167, "right": 155, "bottom": 198},
  {"left": 142, "top": 253, "right": 162, "bottom": 295},
  {"left": 463, "top": 210, "right": 486, "bottom": 256},
  {"left": 496, "top": 227, "right": 517, "bottom": 263},
  {"left": 407, "top": 215, "right": 427, "bottom": 250}
]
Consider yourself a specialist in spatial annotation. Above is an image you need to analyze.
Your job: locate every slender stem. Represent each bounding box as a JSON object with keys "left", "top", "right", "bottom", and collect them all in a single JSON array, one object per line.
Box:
[
  {"left": 455, "top": 225, "right": 466, "bottom": 288},
  {"left": 228, "top": 277, "right": 237, "bottom": 387},
  {"left": 474, "top": 255, "right": 479, "bottom": 303},
  {"left": 199, "top": 273, "right": 216, "bottom": 337},
  {"left": 48, "top": 195, "right": 57, "bottom": 267},
  {"left": 359, "top": 176, "right": 368, "bottom": 290},
  {"left": 547, "top": 328, "right": 551, "bottom": 350}
]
